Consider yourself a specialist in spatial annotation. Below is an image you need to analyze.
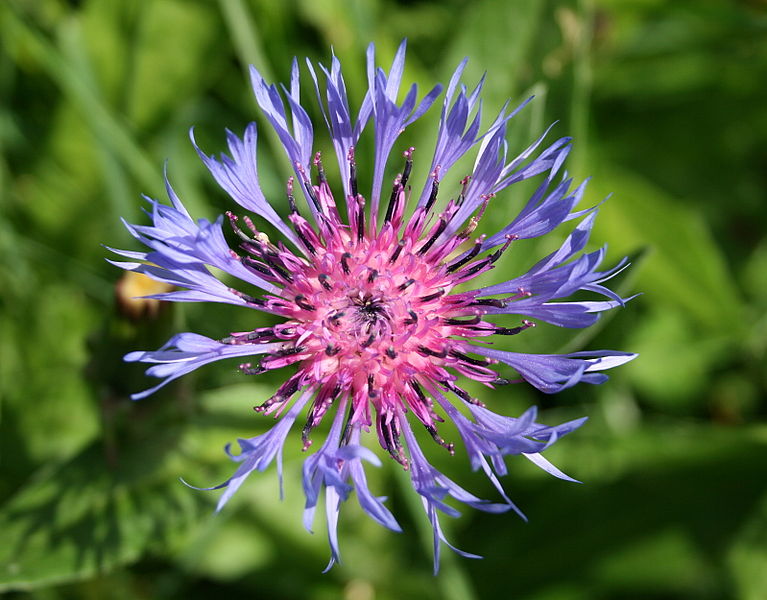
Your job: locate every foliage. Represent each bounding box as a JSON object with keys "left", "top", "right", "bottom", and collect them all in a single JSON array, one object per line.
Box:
[{"left": 1, "top": 0, "right": 765, "bottom": 598}]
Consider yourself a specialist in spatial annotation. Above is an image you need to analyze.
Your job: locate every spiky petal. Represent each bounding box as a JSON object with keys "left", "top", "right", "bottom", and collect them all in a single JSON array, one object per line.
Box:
[{"left": 112, "top": 41, "right": 636, "bottom": 572}]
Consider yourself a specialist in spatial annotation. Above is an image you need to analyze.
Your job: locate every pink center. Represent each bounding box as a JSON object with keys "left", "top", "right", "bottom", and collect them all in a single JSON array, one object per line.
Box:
[{"left": 225, "top": 151, "right": 528, "bottom": 464}]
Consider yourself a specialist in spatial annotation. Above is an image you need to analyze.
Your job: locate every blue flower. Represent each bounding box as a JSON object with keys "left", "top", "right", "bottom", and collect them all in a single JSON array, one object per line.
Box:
[{"left": 111, "top": 40, "right": 636, "bottom": 572}]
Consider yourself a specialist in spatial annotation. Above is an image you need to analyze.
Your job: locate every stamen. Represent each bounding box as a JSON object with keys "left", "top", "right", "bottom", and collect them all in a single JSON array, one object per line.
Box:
[
  {"left": 356, "top": 195, "right": 365, "bottom": 243},
  {"left": 398, "top": 278, "right": 415, "bottom": 291},
  {"left": 442, "top": 380, "right": 483, "bottom": 406},
  {"left": 241, "top": 256, "right": 274, "bottom": 277},
  {"left": 417, "top": 218, "right": 448, "bottom": 255},
  {"left": 494, "top": 320, "right": 536, "bottom": 335},
  {"left": 258, "top": 251, "right": 293, "bottom": 283},
  {"left": 418, "top": 345, "right": 447, "bottom": 359},
  {"left": 424, "top": 170, "right": 440, "bottom": 213},
  {"left": 293, "top": 222, "right": 317, "bottom": 256},
  {"left": 449, "top": 349, "right": 489, "bottom": 366},
  {"left": 410, "top": 380, "right": 429, "bottom": 404},
  {"left": 286, "top": 177, "right": 299, "bottom": 214},
  {"left": 446, "top": 240, "right": 482, "bottom": 273},
  {"left": 404, "top": 310, "right": 418, "bottom": 325},
  {"left": 389, "top": 240, "right": 405, "bottom": 264},
  {"left": 313, "top": 151, "right": 327, "bottom": 184},
  {"left": 348, "top": 147, "right": 358, "bottom": 198},
  {"left": 264, "top": 345, "right": 306, "bottom": 359},
  {"left": 254, "top": 374, "right": 301, "bottom": 412},
  {"left": 470, "top": 298, "right": 506, "bottom": 308},
  {"left": 229, "top": 288, "right": 266, "bottom": 307},
  {"left": 367, "top": 374, "right": 378, "bottom": 398},
  {"left": 239, "top": 362, "right": 266, "bottom": 375},
  {"left": 367, "top": 269, "right": 379, "bottom": 283},
  {"left": 318, "top": 273, "right": 332, "bottom": 290},
  {"left": 295, "top": 295, "right": 316, "bottom": 311},
  {"left": 384, "top": 148, "right": 414, "bottom": 224},
  {"left": 418, "top": 289, "right": 445, "bottom": 303},
  {"left": 456, "top": 175, "right": 471, "bottom": 206},
  {"left": 296, "top": 162, "right": 322, "bottom": 214},
  {"left": 425, "top": 424, "right": 455, "bottom": 455},
  {"left": 487, "top": 235, "right": 515, "bottom": 264},
  {"left": 458, "top": 257, "right": 493, "bottom": 279},
  {"left": 341, "top": 252, "right": 352, "bottom": 275},
  {"left": 226, "top": 211, "right": 254, "bottom": 244},
  {"left": 443, "top": 315, "right": 482, "bottom": 326},
  {"left": 221, "top": 328, "right": 275, "bottom": 344}
]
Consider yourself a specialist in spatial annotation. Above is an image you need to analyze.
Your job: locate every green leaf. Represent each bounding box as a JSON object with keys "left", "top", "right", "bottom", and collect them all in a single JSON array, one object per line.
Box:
[
  {"left": 591, "top": 166, "right": 747, "bottom": 337},
  {"left": 0, "top": 436, "right": 203, "bottom": 592}
]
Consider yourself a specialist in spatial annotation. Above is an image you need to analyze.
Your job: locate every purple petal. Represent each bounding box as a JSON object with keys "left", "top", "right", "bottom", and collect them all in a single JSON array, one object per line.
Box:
[
  {"left": 470, "top": 347, "right": 638, "bottom": 393},
  {"left": 125, "top": 333, "right": 280, "bottom": 400},
  {"left": 190, "top": 124, "right": 300, "bottom": 247}
]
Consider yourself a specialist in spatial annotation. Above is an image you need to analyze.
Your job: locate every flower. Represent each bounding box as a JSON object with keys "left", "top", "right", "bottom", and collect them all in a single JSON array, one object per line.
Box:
[{"left": 110, "top": 40, "right": 636, "bottom": 572}]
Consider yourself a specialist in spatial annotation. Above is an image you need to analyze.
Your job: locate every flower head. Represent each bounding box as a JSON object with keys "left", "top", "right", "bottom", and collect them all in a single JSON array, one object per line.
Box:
[{"left": 111, "top": 41, "right": 635, "bottom": 572}]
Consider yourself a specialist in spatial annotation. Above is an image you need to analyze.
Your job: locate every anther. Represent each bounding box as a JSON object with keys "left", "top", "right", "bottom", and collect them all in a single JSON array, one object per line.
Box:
[
  {"left": 355, "top": 196, "right": 365, "bottom": 243},
  {"left": 424, "top": 175, "right": 440, "bottom": 213},
  {"left": 241, "top": 256, "right": 273, "bottom": 277},
  {"left": 384, "top": 149, "right": 415, "bottom": 224},
  {"left": 494, "top": 321, "right": 535, "bottom": 335},
  {"left": 417, "top": 218, "right": 448, "bottom": 255},
  {"left": 302, "top": 178, "right": 322, "bottom": 213},
  {"left": 221, "top": 328, "right": 275, "bottom": 344},
  {"left": 389, "top": 240, "right": 405, "bottom": 264},
  {"left": 301, "top": 425, "right": 314, "bottom": 451},
  {"left": 286, "top": 177, "right": 299, "bottom": 214},
  {"left": 386, "top": 346, "right": 397, "bottom": 359},
  {"left": 418, "top": 345, "right": 447, "bottom": 358},
  {"left": 446, "top": 240, "right": 482, "bottom": 273},
  {"left": 253, "top": 394, "right": 284, "bottom": 412},
  {"left": 404, "top": 310, "right": 418, "bottom": 325},
  {"left": 460, "top": 258, "right": 493, "bottom": 278},
  {"left": 361, "top": 333, "right": 376, "bottom": 348},
  {"left": 410, "top": 380, "right": 429, "bottom": 404},
  {"left": 417, "top": 289, "right": 445, "bottom": 303},
  {"left": 341, "top": 252, "right": 352, "bottom": 275},
  {"left": 265, "top": 346, "right": 306, "bottom": 359},
  {"left": 318, "top": 273, "right": 332, "bottom": 290},
  {"left": 348, "top": 147, "right": 358, "bottom": 198},
  {"left": 295, "top": 295, "right": 316, "bottom": 311},
  {"left": 443, "top": 315, "right": 482, "bottom": 326},
  {"left": 258, "top": 252, "right": 293, "bottom": 283},
  {"left": 294, "top": 225, "right": 317, "bottom": 255},
  {"left": 367, "top": 269, "right": 379, "bottom": 283},
  {"left": 443, "top": 381, "right": 479, "bottom": 404},
  {"left": 314, "top": 151, "right": 327, "bottom": 184},
  {"left": 449, "top": 349, "right": 489, "bottom": 366},
  {"left": 401, "top": 147, "right": 414, "bottom": 186},
  {"left": 456, "top": 175, "right": 471, "bottom": 206},
  {"left": 426, "top": 425, "right": 455, "bottom": 455},
  {"left": 470, "top": 298, "right": 507, "bottom": 308},
  {"left": 229, "top": 288, "right": 265, "bottom": 306},
  {"left": 398, "top": 278, "right": 415, "bottom": 291},
  {"left": 239, "top": 362, "right": 266, "bottom": 375},
  {"left": 325, "top": 344, "right": 340, "bottom": 356}
]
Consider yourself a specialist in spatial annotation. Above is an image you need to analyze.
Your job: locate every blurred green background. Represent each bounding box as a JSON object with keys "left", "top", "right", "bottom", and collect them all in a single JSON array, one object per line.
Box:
[{"left": 2, "top": 0, "right": 766, "bottom": 598}]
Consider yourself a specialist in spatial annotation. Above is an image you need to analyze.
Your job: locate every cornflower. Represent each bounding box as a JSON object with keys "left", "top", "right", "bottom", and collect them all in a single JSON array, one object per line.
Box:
[{"left": 110, "top": 41, "right": 635, "bottom": 572}]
